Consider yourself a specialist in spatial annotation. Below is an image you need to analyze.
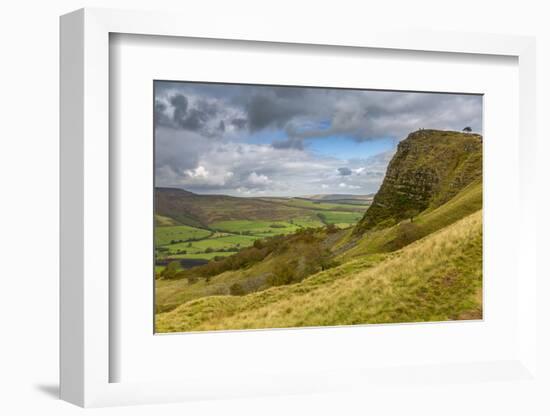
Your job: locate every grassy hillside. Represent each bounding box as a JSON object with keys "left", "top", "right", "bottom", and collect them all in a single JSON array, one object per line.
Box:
[
  {"left": 338, "top": 178, "right": 482, "bottom": 259},
  {"left": 155, "top": 177, "right": 482, "bottom": 316},
  {"left": 355, "top": 130, "right": 482, "bottom": 233},
  {"left": 155, "top": 129, "right": 483, "bottom": 332},
  {"left": 156, "top": 210, "right": 482, "bottom": 332}
]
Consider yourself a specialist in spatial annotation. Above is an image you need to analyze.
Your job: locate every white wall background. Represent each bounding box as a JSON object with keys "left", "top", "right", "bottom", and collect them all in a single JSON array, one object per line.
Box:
[{"left": 0, "top": 1, "right": 548, "bottom": 415}]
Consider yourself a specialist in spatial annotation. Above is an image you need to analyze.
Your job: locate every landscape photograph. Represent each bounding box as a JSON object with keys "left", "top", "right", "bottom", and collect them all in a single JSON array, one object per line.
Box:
[{"left": 154, "top": 81, "right": 483, "bottom": 333}]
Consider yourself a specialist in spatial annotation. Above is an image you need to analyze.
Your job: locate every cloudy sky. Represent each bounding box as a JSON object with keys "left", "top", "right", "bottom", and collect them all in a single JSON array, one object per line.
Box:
[{"left": 155, "top": 81, "right": 482, "bottom": 197}]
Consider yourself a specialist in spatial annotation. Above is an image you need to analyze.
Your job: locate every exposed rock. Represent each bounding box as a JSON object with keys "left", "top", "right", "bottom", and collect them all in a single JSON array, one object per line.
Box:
[{"left": 354, "top": 129, "right": 482, "bottom": 233}]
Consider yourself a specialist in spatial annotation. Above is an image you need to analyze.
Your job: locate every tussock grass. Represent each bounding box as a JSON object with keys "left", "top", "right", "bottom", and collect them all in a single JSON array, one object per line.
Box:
[{"left": 156, "top": 210, "right": 482, "bottom": 332}]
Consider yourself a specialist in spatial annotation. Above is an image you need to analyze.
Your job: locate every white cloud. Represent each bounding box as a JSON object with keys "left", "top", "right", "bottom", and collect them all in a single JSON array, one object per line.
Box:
[
  {"left": 155, "top": 128, "right": 394, "bottom": 196},
  {"left": 338, "top": 182, "right": 360, "bottom": 189},
  {"left": 246, "top": 172, "right": 271, "bottom": 186},
  {"left": 184, "top": 165, "right": 209, "bottom": 179}
]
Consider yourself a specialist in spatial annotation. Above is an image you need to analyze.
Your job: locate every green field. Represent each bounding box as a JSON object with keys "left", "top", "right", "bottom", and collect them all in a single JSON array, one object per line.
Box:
[
  {"left": 211, "top": 219, "right": 302, "bottom": 236},
  {"left": 165, "top": 251, "right": 235, "bottom": 260},
  {"left": 155, "top": 224, "right": 212, "bottom": 246},
  {"left": 155, "top": 197, "right": 368, "bottom": 271},
  {"left": 155, "top": 193, "right": 368, "bottom": 273},
  {"left": 164, "top": 235, "right": 257, "bottom": 254},
  {"left": 260, "top": 197, "right": 368, "bottom": 212}
]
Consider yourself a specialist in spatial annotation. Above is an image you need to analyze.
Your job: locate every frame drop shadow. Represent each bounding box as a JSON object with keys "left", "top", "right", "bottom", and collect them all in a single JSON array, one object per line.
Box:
[{"left": 34, "top": 383, "right": 59, "bottom": 399}]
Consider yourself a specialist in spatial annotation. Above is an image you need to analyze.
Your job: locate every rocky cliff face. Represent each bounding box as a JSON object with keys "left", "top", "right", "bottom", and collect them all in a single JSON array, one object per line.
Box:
[{"left": 354, "top": 129, "right": 482, "bottom": 233}]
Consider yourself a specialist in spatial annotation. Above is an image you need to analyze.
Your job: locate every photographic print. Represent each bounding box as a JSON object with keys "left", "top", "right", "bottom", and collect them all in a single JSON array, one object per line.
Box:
[{"left": 154, "top": 81, "right": 482, "bottom": 333}]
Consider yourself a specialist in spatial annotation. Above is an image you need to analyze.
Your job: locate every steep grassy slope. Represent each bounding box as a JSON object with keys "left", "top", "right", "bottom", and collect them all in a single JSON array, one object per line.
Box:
[
  {"left": 338, "top": 178, "right": 482, "bottom": 259},
  {"left": 355, "top": 130, "right": 482, "bottom": 233},
  {"left": 156, "top": 210, "right": 482, "bottom": 332}
]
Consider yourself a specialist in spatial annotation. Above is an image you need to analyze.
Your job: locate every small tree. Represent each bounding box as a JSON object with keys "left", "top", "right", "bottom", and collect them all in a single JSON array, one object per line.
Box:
[
  {"left": 267, "top": 261, "right": 296, "bottom": 286},
  {"left": 463, "top": 126, "right": 472, "bottom": 133},
  {"left": 161, "top": 261, "right": 179, "bottom": 279},
  {"left": 326, "top": 223, "right": 338, "bottom": 234},
  {"left": 393, "top": 222, "right": 421, "bottom": 250},
  {"left": 318, "top": 249, "right": 338, "bottom": 271},
  {"left": 404, "top": 209, "right": 420, "bottom": 222}
]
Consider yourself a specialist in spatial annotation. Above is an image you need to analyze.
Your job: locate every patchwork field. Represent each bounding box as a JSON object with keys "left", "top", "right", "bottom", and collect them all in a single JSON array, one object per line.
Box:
[
  {"left": 154, "top": 190, "right": 371, "bottom": 274},
  {"left": 210, "top": 219, "right": 319, "bottom": 236}
]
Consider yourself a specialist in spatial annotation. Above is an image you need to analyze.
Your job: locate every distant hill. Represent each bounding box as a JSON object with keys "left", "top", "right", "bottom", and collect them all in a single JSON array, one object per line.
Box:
[
  {"left": 354, "top": 129, "right": 482, "bottom": 234},
  {"left": 303, "top": 193, "right": 374, "bottom": 202},
  {"left": 155, "top": 187, "right": 314, "bottom": 227}
]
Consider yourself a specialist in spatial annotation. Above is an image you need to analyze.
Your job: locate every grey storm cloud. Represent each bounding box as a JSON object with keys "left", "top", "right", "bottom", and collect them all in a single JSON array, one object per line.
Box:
[
  {"left": 230, "top": 118, "right": 247, "bottom": 129},
  {"left": 154, "top": 81, "right": 481, "bottom": 196},
  {"left": 338, "top": 167, "right": 352, "bottom": 176},
  {"left": 154, "top": 100, "right": 171, "bottom": 127},
  {"left": 154, "top": 82, "right": 482, "bottom": 142},
  {"left": 170, "top": 94, "right": 189, "bottom": 123},
  {"left": 164, "top": 94, "right": 220, "bottom": 135},
  {"left": 272, "top": 137, "right": 304, "bottom": 150},
  {"left": 245, "top": 90, "right": 307, "bottom": 131},
  {"left": 259, "top": 86, "right": 477, "bottom": 141}
]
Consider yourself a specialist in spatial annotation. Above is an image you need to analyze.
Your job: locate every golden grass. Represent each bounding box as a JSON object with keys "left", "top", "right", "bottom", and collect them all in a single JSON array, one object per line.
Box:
[{"left": 156, "top": 210, "right": 482, "bottom": 332}]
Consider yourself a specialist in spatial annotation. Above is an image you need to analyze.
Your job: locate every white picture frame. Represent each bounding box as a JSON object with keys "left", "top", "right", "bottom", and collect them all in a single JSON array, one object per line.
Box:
[{"left": 60, "top": 7, "right": 539, "bottom": 408}]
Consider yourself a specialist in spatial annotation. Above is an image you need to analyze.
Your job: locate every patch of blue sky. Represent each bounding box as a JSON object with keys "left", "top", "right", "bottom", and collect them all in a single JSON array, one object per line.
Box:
[
  {"left": 304, "top": 136, "right": 396, "bottom": 160},
  {"left": 294, "top": 118, "right": 331, "bottom": 134}
]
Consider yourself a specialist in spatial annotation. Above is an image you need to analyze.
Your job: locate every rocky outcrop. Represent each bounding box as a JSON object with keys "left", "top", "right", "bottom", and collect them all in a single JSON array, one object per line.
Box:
[{"left": 354, "top": 129, "right": 482, "bottom": 233}]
